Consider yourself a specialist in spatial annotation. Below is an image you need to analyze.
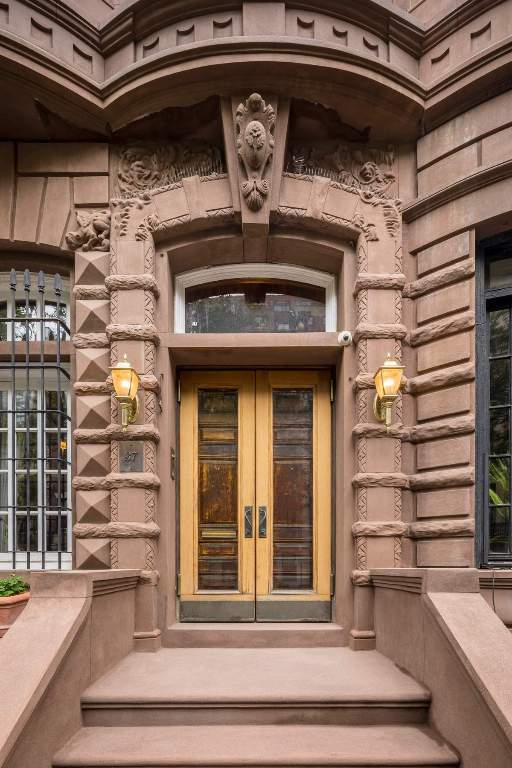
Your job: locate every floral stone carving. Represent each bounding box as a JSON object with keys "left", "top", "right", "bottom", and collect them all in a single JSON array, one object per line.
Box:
[
  {"left": 114, "top": 143, "right": 223, "bottom": 199},
  {"left": 65, "top": 210, "right": 111, "bottom": 252},
  {"left": 287, "top": 143, "right": 401, "bottom": 237},
  {"left": 235, "top": 93, "right": 275, "bottom": 212}
]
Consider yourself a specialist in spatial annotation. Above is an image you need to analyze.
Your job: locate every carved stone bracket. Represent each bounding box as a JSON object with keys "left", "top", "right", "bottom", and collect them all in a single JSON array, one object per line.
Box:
[{"left": 235, "top": 93, "right": 275, "bottom": 211}]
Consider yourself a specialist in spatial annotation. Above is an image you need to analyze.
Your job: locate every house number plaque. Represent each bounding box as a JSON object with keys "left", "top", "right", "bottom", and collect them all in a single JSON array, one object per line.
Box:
[{"left": 120, "top": 441, "right": 144, "bottom": 473}]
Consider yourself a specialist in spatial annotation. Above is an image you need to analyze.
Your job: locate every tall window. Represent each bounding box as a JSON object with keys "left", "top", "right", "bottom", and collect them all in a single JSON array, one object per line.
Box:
[
  {"left": 479, "top": 234, "right": 512, "bottom": 566},
  {"left": 0, "top": 270, "right": 71, "bottom": 570}
]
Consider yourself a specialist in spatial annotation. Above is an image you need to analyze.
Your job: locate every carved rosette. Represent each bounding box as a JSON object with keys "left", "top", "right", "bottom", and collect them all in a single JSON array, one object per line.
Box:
[{"left": 236, "top": 93, "right": 275, "bottom": 211}]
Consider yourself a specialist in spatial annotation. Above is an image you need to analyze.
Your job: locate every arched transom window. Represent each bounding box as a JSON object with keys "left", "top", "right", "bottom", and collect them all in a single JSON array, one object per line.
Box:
[{"left": 174, "top": 264, "right": 337, "bottom": 333}]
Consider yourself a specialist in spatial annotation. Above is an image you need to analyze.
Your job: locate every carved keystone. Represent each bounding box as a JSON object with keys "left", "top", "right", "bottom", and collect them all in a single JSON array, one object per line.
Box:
[{"left": 235, "top": 93, "right": 275, "bottom": 211}]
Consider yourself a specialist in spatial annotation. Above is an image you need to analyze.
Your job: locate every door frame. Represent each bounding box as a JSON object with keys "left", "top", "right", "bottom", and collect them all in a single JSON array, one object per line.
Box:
[{"left": 176, "top": 368, "right": 335, "bottom": 622}]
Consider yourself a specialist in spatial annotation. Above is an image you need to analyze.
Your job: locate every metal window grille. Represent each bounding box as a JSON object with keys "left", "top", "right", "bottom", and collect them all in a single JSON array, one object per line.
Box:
[{"left": 0, "top": 269, "right": 71, "bottom": 570}]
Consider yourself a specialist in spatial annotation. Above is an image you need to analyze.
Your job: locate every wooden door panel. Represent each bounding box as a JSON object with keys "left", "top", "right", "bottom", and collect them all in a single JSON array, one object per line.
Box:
[
  {"left": 179, "top": 370, "right": 331, "bottom": 622},
  {"left": 179, "top": 371, "right": 255, "bottom": 621},
  {"left": 255, "top": 371, "right": 332, "bottom": 621}
]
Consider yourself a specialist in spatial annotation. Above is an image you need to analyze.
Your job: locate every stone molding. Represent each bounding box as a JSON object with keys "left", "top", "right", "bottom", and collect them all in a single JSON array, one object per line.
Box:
[
  {"left": 403, "top": 260, "right": 474, "bottom": 299},
  {"left": 409, "top": 468, "right": 474, "bottom": 491},
  {"left": 73, "top": 286, "right": 110, "bottom": 300},
  {"left": 409, "top": 311, "right": 475, "bottom": 347},
  {"left": 105, "top": 274, "right": 160, "bottom": 296},
  {"left": 370, "top": 573, "right": 423, "bottom": 594},
  {"left": 407, "top": 415, "right": 474, "bottom": 444},
  {"left": 354, "top": 322, "right": 407, "bottom": 342},
  {"left": 352, "top": 472, "right": 409, "bottom": 488},
  {"left": 72, "top": 333, "right": 109, "bottom": 348},
  {"left": 353, "top": 273, "right": 406, "bottom": 294},
  {"left": 106, "top": 324, "right": 160, "bottom": 344},
  {"left": 351, "top": 415, "right": 474, "bottom": 443},
  {"left": 409, "top": 519, "right": 475, "bottom": 539},
  {"left": 73, "top": 374, "right": 160, "bottom": 396},
  {"left": 406, "top": 362, "right": 475, "bottom": 395},
  {"left": 72, "top": 472, "right": 160, "bottom": 491},
  {"left": 91, "top": 574, "right": 140, "bottom": 596},
  {"left": 74, "top": 522, "right": 160, "bottom": 539},
  {"left": 352, "top": 521, "right": 409, "bottom": 537},
  {"left": 351, "top": 570, "right": 372, "bottom": 586},
  {"left": 73, "top": 424, "right": 160, "bottom": 444}
]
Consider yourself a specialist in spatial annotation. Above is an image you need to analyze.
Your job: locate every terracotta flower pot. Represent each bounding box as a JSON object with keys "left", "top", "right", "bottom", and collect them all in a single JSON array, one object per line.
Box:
[{"left": 0, "top": 591, "right": 30, "bottom": 637}]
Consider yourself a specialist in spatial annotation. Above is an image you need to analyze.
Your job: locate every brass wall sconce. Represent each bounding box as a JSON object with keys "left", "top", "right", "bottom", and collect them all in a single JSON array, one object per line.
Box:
[
  {"left": 111, "top": 354, "right": 141, "bottom": 431},
  {"left": 373, "top": 354, "right": 405, "bottom": 429}
]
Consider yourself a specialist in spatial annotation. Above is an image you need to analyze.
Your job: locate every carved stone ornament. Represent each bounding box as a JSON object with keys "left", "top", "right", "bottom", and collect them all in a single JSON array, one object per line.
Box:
[
  {"left": 65, "top": 210, "right": 111, "bottom": 252},
  {"left": 235, "top": 93, "right": 275, "bottom": 211},
  {"left": 287, "top": 142, "right": 401, "bottom": 237},
  {"left": 114, "top": 142, "right": 223, "bottom": 200}
]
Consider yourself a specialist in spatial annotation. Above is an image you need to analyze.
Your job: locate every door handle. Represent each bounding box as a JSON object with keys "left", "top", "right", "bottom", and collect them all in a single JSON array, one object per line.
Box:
[
  {"left": 244, "top": 506, "right": 253, "bottom": 538},
  {"left": 258, "top": 506, "right": 267, "bottom": 538}
]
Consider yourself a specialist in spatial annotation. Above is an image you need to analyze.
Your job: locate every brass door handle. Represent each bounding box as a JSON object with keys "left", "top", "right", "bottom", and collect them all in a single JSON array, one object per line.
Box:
[
  {"left": 244, "top": 506, "right": 253, "bottom": 538},
  {"left": 258, "top": 506, "right": 267, "bottom": 538}
]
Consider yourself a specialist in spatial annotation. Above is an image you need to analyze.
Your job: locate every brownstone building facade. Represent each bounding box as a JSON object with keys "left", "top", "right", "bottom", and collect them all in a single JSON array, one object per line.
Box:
[{"left": 1, "top": 0, "right": 512, "bottom": 766}]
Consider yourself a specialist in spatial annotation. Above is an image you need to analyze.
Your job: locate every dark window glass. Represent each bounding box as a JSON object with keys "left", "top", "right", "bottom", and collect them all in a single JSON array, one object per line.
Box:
[
  {"left": 489, "top": 257, "right": 512, "bottom": 289},
  {"left": 272, "top": 388, "right": 313, "bottom": 590},
  {"left": 197, "top": 389, "right": 239, "bottom": 590},
  {"left": 185, "top": 280, "right": 326, "bottom": 333}
]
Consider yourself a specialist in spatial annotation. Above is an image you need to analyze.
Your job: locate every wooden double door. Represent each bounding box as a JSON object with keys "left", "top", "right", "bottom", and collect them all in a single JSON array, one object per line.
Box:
[{"left": 179, "top": 370, "right": 332, "bottom": 622}]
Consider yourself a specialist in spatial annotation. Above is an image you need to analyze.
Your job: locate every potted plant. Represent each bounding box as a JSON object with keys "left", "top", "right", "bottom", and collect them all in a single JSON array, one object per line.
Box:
[{"left": 0, "top": 575, "right": 30, "bottom": 637}]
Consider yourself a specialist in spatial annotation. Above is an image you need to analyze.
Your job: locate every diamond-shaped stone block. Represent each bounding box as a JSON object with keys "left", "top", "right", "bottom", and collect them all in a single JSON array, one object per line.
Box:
[
  {"left": 76, "top": 347, "right": 110, "bottom": 382},
  {"left": 76, "top": 443, "right": 110, "bottom": 477},
  {"left": 75, "top": 251, "right": 109, "bottom": 285},
  {"left": 75, "top": 299, "right": 110, "bottom": 334},
  {"left": 76, "top": 490, "right": 110, "bottom": 524},
  {"left": 75, "top": 538, "right": 110, "bottom": 570},
  {"left": 76, "top": 395, "right": 111, "bottom": 429}
]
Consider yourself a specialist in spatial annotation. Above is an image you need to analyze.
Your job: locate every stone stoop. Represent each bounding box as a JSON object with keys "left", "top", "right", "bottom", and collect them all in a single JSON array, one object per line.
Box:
[{"left": 52, "top": 648, "right": 459, "bottom": 767}]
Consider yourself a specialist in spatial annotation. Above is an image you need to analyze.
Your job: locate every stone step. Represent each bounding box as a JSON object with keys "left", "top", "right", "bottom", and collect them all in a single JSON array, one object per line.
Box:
[
  {"left": 81, "top": 647, "right": 431, "bottom": 727},
  {"left": 164, "top": 622, "right": 345, "bottom": 648},
  {"left": 53, "top": 724, "right": 459, "bottom": 767}
]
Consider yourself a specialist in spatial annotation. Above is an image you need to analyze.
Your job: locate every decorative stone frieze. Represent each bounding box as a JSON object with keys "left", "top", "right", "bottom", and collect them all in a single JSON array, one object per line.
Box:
[
  {"left": 287, "top": 142, "right": 401, "bottom": 236},
  {"left": 114, "top": 143, "right": 223, "bottom": 199}
]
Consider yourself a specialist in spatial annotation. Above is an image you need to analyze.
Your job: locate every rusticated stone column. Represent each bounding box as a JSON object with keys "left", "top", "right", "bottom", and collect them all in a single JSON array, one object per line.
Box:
[
  {"left": 350, "top": 198, "right": 408, "bottom": 649},
  {"left": 72, "top": 249, "right": 112, "bottom": 569},
  {"left": 107, "top": 238, "right": 161, "bottom": 574}
]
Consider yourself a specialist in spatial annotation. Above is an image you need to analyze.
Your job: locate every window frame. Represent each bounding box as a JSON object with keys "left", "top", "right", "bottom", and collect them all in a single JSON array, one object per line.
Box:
[
  {"left": 174, "top": 264, "right": 337, "bottom": 333},
  {"left": 477, "top": 231, "right": 512, "bottom": 567}
]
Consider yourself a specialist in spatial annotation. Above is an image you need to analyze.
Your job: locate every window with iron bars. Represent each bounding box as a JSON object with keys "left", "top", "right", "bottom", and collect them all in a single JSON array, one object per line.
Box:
[{"left": 0, "top": 269, "right": 71, "bottom": 570}]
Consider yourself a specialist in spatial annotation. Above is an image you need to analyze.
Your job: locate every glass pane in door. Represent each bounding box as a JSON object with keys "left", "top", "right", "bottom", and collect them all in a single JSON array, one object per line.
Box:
[
  {"left": 272, "top": 388, "right": 313, "bottom": 590},
  {"left": 197, "top": 389, "right": 239, "bottom": 590}
]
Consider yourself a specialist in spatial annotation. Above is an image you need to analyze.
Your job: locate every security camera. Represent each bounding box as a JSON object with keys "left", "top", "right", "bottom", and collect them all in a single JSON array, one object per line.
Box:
[{"left": 338, "top": 330, "right": 353, "bottom": 346}]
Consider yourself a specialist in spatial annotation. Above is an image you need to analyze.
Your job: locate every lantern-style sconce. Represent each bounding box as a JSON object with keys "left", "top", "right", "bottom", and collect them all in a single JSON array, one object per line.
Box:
[
  {"left": 111, "top": 354, "right": 141, "bottom": 430},
  {"left": 373, "top": 354, "right": 405, "bottom": 429}
]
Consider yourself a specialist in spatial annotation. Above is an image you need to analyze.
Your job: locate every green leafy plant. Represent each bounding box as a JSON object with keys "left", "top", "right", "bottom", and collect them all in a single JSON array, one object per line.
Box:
[{"left": 0, "top": 574, "right": 29, "bottom": 598}]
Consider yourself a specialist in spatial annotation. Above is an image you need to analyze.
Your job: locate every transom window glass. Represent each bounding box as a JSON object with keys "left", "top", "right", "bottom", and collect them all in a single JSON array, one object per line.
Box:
[
  {"left": 0, "top": 270, "right": 71, "bottom": 570},
  {"left": 185, "top": 280, "right": 326, "bottom": 333},
  {"left": 175, "top": 264, "right": 337, "bottom": 333}
]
